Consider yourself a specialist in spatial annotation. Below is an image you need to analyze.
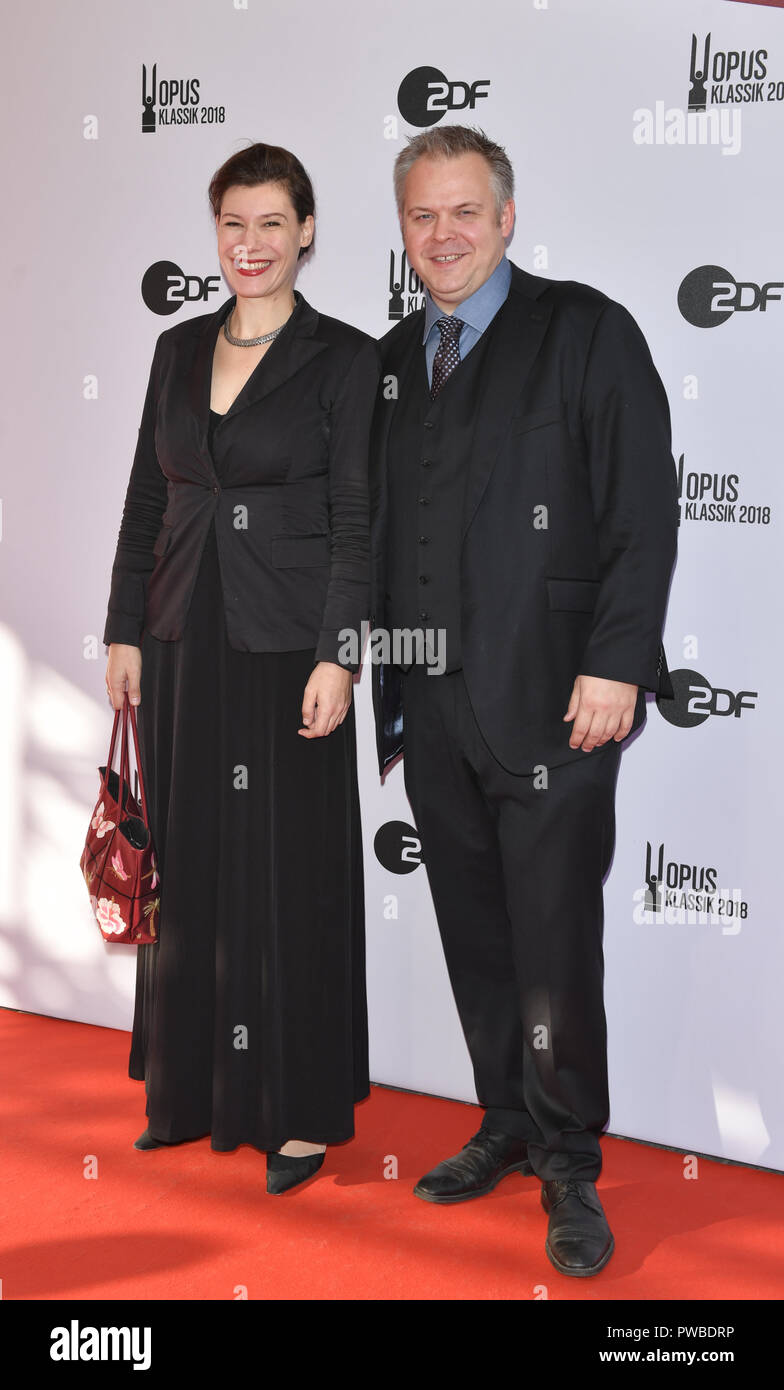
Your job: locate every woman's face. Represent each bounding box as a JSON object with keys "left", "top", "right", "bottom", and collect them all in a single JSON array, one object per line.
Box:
[{"left": 215, "top": 182, "right": 313, "bottom": 301}]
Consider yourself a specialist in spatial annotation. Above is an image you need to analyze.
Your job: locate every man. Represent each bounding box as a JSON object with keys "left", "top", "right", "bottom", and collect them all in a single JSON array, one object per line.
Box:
[{"left": 369, "top": 126, "right": 678, "bottom": 1277}]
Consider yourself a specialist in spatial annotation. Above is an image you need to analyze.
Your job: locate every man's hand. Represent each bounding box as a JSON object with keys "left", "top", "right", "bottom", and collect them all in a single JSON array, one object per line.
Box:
[
  {"left": 299, "top": 662, "right": 353, "bottom": 739},
  {"left": 563, "top": 674, "right": 638, "bottom": 751}
]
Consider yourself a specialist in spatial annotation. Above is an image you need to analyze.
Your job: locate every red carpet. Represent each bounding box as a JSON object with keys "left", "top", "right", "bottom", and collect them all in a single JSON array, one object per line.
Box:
[{"left": 1, "top": 1008, "right": 781, "bottom": 1300}]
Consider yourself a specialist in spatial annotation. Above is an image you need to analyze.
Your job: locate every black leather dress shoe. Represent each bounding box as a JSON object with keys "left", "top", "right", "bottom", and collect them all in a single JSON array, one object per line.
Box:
[
  {"left": 541, "top": 1179, "right": 614, "bottom": 1276},
  {"left": 414, "top": 1127, "right": 534, "bottom": 1203}
]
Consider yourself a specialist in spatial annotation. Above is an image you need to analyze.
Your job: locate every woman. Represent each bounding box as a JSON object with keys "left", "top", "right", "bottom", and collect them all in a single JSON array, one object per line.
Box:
[{"left": 103, "top": 142, "right": 378, "bottom": 1193}]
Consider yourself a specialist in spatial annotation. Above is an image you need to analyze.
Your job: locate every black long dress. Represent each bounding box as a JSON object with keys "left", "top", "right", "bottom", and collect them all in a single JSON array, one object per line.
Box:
[{"left": 129, "top": 408, "right": 369, "bottom": 1152}]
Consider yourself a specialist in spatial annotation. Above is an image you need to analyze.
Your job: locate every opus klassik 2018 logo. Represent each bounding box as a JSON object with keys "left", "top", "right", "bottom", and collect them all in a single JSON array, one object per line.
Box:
[
  {"left": 141, "top": 63, "right": 227, "bottom": 131},
  {"left": 688, "top": 31, "right": 783, "bottom": 109}
]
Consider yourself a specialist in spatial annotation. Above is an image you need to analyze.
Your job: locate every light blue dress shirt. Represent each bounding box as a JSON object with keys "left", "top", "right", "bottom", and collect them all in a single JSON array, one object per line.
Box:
[{"left": 422, "top": 253, "right": 512, "bottom": 386}]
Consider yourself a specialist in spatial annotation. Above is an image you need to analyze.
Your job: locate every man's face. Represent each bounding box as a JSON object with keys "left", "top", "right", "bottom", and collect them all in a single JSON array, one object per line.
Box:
[{"left": 400, "top": 152, "right": 514, "bottom": 312}]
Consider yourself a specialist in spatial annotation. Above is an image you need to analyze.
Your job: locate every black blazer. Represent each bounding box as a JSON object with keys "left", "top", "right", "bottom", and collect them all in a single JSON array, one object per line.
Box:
[
  {"left": 103, "top": 291, "right": 379, "bottom": 669},
  {"left": 370, "top": 261, "right": 679, "bottom": 776}
]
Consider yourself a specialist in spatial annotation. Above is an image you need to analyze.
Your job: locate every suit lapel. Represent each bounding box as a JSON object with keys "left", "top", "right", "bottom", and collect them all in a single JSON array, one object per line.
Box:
[
  {"left": 187, "top": 290, "right": 329, "bottom": 453},
  {"left": 374, "top": 309, "right": 425, "bottom": 466},
  {"left": 461, "top": 266, "right": 552, "bottom": 538},
  {"left": 370, "top": 311, "right": 426, "bottom": 604}
]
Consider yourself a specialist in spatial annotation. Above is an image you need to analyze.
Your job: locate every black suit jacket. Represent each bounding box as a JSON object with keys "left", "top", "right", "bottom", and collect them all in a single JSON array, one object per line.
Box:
[
  {"left": 370, "top": 261, "right": 679, "bottom": 776},
  {"left": 103, "top": 291, "right": 379, "bottom": 668}
]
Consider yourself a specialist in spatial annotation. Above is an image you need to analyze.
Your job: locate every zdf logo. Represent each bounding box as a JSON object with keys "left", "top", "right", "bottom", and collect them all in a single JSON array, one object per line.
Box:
[
  {"left": 656, "top": 669, "right": 757, "bottom": 727},
  {"left": 373, "top": 821, "right": 422, "bottom": 874},
  {"left": 141, "top": 260, "right": 222, "bottom": 315},
  {"left": 678, "top": 265, "right": 783, "bottom": 327},
  {"left": 397, "top": 66, "right": 490, "bottom": 127}
]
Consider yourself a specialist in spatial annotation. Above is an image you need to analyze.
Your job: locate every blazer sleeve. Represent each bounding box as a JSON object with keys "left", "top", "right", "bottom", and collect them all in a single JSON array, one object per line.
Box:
[
  {"left": 314, "top": 336, "right": 381, "bottom": 670},
  {"left": 102, "top": 336, "right": 168, "bottom": 647},
  {"left": 576, "top": 299, "right": 679, "bottom": 694}
]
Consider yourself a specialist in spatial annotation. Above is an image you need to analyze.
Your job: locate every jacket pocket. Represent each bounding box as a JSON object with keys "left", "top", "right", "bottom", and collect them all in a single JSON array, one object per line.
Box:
[
  {"left": 546, "top": 577, "right": 600, "bottom": 612},
  {"left": 270, "top": 533, "right": 330, "bottom": 568},
  {"left": 152, "top": 525, "right": 173, "bottom": 557},
  {"left": 510, "top": 403, "right": 567, "bottom": 435}
]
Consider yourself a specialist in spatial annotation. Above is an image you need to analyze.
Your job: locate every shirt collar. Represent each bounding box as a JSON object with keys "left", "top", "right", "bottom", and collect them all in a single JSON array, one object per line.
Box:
[{"left": 422, "top": 253, "right": 511, "bottom": 341}]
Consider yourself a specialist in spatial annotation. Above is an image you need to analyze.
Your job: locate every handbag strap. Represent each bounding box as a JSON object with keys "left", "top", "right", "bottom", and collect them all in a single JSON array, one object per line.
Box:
[
  {"left": 119, "top": 698, "right": 130, "bottom": 813},
  {"left": 100, "top": 704, "right": 128, "bottom": 809},
  {"left": 102, "top": 694, "right": 150, "bottom": 829},
  {"left": 122, "top": 694, "right": 150, "bottom": 827},
  {"left": 104, "top": 705, "right": 122, "bottom": 787}
]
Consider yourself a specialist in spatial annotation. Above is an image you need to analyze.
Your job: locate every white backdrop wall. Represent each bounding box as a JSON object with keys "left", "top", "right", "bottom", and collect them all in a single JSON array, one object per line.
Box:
[{"left": 1, "top": 0, "right": 781, "bottom": 1169}]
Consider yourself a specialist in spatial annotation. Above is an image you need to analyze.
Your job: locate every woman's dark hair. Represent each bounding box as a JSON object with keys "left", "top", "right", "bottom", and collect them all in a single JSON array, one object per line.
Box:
[{"left": 208, "top": 142, "right": 315, "bottom": 259}]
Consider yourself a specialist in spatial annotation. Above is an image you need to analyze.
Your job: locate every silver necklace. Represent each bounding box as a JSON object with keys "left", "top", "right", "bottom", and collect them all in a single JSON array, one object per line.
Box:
[{"left": 223, "top": 308, "right": 289, "bottom": 348}]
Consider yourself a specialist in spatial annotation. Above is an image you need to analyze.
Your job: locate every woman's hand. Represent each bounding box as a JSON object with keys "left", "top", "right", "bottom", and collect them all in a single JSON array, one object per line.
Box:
[
  {"left": 299, "top": 662, "right": 353, "bottom": 739},
  {"left": 106, "top": 643, "right": 142, "bottom": 711}
]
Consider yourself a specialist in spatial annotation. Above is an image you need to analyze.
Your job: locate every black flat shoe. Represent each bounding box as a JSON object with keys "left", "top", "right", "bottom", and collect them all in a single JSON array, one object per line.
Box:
[
  {"left": 413, "top": 1127, "right": 534, "bottom": 1204},
  {"left": 541, "top": 1179, "right": 615, "bottom": 1276},
  {"left": 133, "top": 1128, "right": 170, "bottom": 1150},
  {"left": 266, "top": 1149, "right": 325, "bottom": 1195},
  {"left": 131, "top": 1128, "right": 211, "bottom": 1150},
  {"left": 133, "top": 1127, "right": 194, "bottom": 1150}
]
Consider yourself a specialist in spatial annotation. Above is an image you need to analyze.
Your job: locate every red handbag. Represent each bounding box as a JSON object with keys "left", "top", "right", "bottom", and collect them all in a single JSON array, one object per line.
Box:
[{"left": 80, "top": 693, "right": 160, "bottom": 944}]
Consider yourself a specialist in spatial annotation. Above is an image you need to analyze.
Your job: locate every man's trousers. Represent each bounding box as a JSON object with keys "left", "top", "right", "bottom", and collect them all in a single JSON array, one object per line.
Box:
[{"left": 400, "top": 663, "right": 622, "bottom": 1182}]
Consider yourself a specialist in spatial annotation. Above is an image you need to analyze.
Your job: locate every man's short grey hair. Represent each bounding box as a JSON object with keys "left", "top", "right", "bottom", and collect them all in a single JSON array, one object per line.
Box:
[{"left": 393, "top": 125, "right": 515, "bottom": 221}]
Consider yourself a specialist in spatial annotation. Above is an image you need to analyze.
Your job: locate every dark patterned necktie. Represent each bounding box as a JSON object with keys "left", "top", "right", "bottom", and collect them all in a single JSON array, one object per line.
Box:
[{"left": 430, "top": 315, "right": 464, "bottom": 400}]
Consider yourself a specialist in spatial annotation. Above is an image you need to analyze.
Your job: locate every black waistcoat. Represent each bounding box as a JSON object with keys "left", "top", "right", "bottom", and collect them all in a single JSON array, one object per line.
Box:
[{"left": 385, "top": 318, "right": 498, "bottom": 671}]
